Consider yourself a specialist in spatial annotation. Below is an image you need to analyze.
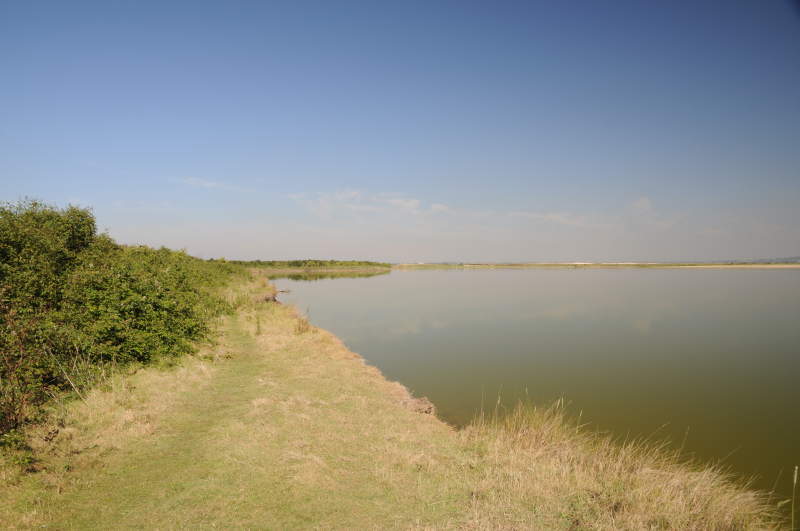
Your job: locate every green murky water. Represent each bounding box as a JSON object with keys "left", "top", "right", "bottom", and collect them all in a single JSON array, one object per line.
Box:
[{"left": 275, "top": 268, "right": 800, "bottom": 498}]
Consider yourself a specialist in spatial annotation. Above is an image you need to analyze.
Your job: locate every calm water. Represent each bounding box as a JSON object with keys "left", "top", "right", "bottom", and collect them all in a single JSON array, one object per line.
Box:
[{"left": 274, "top": 268, "right": 800, "bottom": 498}]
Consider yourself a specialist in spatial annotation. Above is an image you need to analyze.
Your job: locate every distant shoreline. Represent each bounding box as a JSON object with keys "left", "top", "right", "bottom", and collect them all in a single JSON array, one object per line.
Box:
[
  {"left": 247, "top": 263, "right": 800, "bottom": 274},
  {"left": 393, "top": 262, "right": 800, "bottom": 269},
  {"left": 249, "top": 266, "right": 390, "bottom": 273}
]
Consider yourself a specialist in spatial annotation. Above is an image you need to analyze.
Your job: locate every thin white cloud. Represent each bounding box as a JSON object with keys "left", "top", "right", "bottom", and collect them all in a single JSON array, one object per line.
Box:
[
  {"left": 289, "top": 190, "right": 363, "bottom": 218},
  {"left": 382, "top": 196, "right": 421, "bottom": 211},
  {"left": 629, "top": 196, "right": 652, "bottom": 210},
  {"left": 628, "top": 196, "right": 687, "bottom": 230},
  {"left": 291, "top": 190, "right": 454, "bottom": 221},
  {"left": 427, "top": 203, "right": 453, "bottom": 215},
  {"left": 507, "top": 211, "right": 616, "bottom": 230},
  {"left": 181, "top": 177, "right": 250, "bottom": 192},
  {"left": 649, "top": 214, "right": 684, "bottom": 230},
  {"left": 112, "top": 200, "right": 185, "bottom": 213},
  {"left": 629, "top": 196, "right": 657, "bottom": 216},
  {"left": 509, "top": 199, "right": 686, "bottom": 232}
]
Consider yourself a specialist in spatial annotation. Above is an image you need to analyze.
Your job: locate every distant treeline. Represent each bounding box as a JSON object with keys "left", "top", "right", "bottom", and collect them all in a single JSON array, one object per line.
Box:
[
  {"left": 0, "top": 199, "right": 242, "bottom": 435},
  {"left": 267, "top": 270, "right": 390, "bottom": 282},
  {"left": 223, "top": 259, "right": 391, "bottom": 269}
]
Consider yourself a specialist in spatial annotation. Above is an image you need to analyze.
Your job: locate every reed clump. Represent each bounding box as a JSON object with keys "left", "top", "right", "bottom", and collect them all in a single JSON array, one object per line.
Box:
[
  {"left": 294, "top": 305, "right": 312, "bottom": 334},
  {"left": 792, "top": 465, "right": 797, "bottom": 531},
  {"left": 457, "top": 400, "right": 784, "bottom": 530}
]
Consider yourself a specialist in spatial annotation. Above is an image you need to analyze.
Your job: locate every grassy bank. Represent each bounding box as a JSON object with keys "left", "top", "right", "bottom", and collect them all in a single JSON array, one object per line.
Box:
[{"left": 1, "top": 274, "right": 786, "bottom": 529}]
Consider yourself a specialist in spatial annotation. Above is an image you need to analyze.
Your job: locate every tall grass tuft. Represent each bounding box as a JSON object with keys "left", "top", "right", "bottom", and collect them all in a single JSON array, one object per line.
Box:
[
  {"left": 294, "top": 305, "right": 311, "bottom": 334},
  {"left": 459, "top": 399, "right": 784, "bottom": 530},
  {"left": 793, "top": 465, "right": 797, "bottom": 531}
]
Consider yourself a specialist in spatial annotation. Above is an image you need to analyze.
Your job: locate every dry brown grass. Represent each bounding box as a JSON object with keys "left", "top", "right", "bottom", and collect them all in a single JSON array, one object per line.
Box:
[
  {"left": 0, "top": 277, "right": 786, "bottom": 530},
  {"left": 455, "top": 401, "right": 782, "bottom": 530}
]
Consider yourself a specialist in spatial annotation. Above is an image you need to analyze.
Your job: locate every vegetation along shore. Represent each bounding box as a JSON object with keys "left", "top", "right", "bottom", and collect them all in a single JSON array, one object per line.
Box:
[{"left": 1, "top": 200, "right": 792, "bottom": 529}]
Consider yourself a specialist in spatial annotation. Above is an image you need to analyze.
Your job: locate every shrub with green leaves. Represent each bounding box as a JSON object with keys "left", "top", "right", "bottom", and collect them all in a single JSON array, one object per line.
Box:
[
  {"left": 0, "top": 198, "right": 96, "bottom": 311},
  {"left": 64, "top": 245, "right": 215, "bottom": 363},
  {"left": 0, "top": 198, "right": 236, "bottom": 433}
]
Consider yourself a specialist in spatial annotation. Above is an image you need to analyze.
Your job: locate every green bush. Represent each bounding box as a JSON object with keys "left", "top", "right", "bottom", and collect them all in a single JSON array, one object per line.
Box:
[
  {"left": 64, "top": 245, "right": 213, "bottom": 363},
  {"left": 0, "top": 199, "right": 238, "bottom": 434},
  {"left": 0, "top": 198, "right": 96, "bottom": 311}
]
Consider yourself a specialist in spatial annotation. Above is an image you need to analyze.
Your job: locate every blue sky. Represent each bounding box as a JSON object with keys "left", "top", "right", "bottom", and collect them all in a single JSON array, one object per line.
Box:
[{"left": 2, "top": 1, "right": 799, "bottom": 262}]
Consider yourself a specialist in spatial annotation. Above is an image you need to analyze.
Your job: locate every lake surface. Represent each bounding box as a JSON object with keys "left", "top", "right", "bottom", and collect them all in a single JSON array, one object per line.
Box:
[{"left": 274, "top": 268, "right": 800, "bottom": 498}]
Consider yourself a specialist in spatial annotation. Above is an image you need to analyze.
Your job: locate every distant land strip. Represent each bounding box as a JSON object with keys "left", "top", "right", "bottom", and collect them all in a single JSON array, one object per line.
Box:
[
  {"left": 213, "top": 257, "right": 800, "bottom": 271},
  {"left": 394, "top": 261, "right": 800, "bottom": 269}
]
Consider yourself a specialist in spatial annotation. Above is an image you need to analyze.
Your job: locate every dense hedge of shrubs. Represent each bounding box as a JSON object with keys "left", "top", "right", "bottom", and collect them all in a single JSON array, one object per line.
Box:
[{"left": 0, "top": 199, "right": 239, "bottom": 434}]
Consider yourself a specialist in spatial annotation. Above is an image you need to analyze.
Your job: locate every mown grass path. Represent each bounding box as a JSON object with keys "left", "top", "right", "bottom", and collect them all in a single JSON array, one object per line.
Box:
[
  {"left": 52, "top": 317, "right": 281, "bottom": 528},
  {"left": 39, "top": 311, "right": 457, "bottom": 530}
]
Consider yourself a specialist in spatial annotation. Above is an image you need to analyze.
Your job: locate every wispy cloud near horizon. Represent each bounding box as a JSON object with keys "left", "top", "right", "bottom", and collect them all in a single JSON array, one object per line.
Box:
[
  {"left": 180, "top": 177, "right": 251, "bottom": 192},
  {"left": 111, "top": 200, "right": 184, "bottom": 213},
  {"left": 507, "top": 211, "right": 617, "bottom": 230},
  {"left": 290, "top": 190, "right": 455, "bottom": 222},
  {"left": 628, "top": 196, "right": 655, "bottom": 213}
]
